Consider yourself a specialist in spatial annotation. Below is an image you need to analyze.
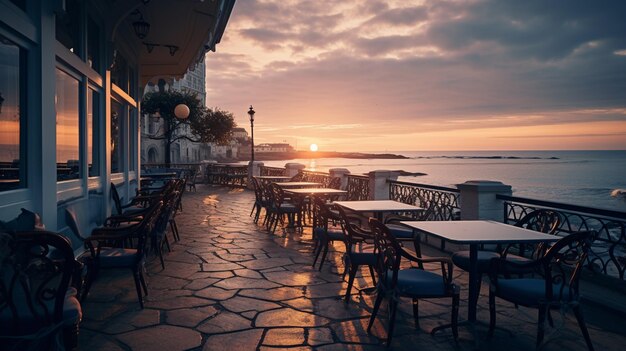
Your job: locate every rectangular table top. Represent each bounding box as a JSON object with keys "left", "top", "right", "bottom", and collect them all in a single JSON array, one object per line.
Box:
[
  {"left": 284, "top": 188, "right": 347, "bottom": 195},
  {"left": 274, "top": 182, "right": 322, "bottom": 188},
  {"left": 334, "top": 200, "right": 423, "bottom": 213},
  {"left": 399, "top": 220, "right": 560, "bottom": 245}
]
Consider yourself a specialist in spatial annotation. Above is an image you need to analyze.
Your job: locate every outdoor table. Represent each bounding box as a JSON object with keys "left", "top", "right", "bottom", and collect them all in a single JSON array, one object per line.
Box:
[
  {"left": 274, "top": 181, "right": 322, "bottom": 188},
  {"left": 399, "top": 220, "right": 560, "bottom": 324},
  {"left": 284, "top": 188, "right": 348, "bottom": 227},
  {"left": 334, "top": 200, "right": 424, "bottom": 221}
]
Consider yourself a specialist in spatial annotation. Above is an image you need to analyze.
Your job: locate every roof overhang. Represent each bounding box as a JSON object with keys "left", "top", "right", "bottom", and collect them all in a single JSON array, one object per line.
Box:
[{"left": 109, "top": 0, "right": 235, "bottom": 85}]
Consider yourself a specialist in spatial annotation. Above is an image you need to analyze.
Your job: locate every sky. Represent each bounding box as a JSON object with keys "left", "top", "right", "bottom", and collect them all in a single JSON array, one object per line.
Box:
[{"left": 205, "top": 0, "right": 626, "bottom": 152}]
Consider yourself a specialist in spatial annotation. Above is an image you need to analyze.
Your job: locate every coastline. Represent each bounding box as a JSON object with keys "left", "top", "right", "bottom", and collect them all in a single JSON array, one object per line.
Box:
[{"left": 242, "top": 151, "right": 408, "bottom": 161}]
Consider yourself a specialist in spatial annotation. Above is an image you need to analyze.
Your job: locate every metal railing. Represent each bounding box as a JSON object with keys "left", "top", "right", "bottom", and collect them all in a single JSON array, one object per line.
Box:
[
  {"left": 345, "top": 175, "right": 369, "bottom": 200},
  {"left": 301, "top": 170, "right": 340, "bottom": 188},
  {"left": 260, "top": 166, "right": 286, "bottom": 176},
  {"left": 498, "top": 194, "right": 626, "bottom": 281},
  {"left": 205, "top": 164, "right": 248, "bottom": 187},
  {"left": 389, "top": 180, "right": 461, "bottom": 221}
]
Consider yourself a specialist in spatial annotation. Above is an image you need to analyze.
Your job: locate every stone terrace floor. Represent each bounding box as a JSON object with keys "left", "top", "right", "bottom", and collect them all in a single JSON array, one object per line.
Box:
[{"left": 78, "top": 185, "right": 626, "bottom": 351}]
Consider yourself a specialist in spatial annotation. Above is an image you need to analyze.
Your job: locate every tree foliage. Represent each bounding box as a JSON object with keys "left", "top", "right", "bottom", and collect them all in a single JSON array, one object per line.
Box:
[
  {"left": 142, "top": 90, "right": 235, "bottom": 144},
  {"left": 141, "top": 90, "right": 236, "bottom": 165}
]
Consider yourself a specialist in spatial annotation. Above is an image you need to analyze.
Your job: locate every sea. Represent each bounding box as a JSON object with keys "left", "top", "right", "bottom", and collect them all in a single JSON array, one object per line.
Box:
[{"left": 260, "top": 150, "right": 626, "bottom": 212}]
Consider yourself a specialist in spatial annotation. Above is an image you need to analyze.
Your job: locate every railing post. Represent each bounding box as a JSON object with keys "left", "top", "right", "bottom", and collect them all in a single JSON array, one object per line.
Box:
[
  {"left": 368, "top": 170, "right": 400, "bottom": 200},
  {"left": 248, "top": 161, "right": 264, "bottom": 189},
  {"left": 456, "top": 180, "right": 512, "bottom": 221},
  {"left": 329, "top": 168, "right": 350, "bottom": 190},
  {"left": 285, "top": 163, "right": 306, "bottom": 178}
]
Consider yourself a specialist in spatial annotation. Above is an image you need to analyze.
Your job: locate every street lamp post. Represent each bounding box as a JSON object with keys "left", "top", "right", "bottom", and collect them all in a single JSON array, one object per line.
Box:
[{"left": 248, "top": 105, "right": 255, "bottom": 163}]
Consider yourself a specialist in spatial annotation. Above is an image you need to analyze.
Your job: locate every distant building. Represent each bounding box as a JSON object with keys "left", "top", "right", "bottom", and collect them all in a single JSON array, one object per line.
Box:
[{"left": 254, "top": 143, "right": 295, "bottom": 153}]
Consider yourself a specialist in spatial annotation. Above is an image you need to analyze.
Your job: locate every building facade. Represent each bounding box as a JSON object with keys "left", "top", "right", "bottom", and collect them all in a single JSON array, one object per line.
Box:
[{"left": 0, "top": 0, "right": 235, "bottom": 251}]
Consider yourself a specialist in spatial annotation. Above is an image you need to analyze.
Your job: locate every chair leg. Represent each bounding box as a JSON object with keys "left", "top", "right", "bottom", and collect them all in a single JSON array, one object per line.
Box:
[
  {"left": 367, "top": 292, "right": 384, "bottom": 334},
  {"left": 488, "top": 290, "right": 497, "bottom": 337},
  {"left": 368, "top": 265, "right": 377, "bottom": 286},
  {"left": 387, "top": 297, "right": 399, "bottom": 345},
  {"left": 133, "top": 270, "right": 145, "bottom": 309},
  {"left": 139, "top": 269, "right": 148, "bottom": 296},
  {"left": 536, "top": 305, "right": 548, "bottom": 349},
  {"left": 318, "top": 244, "right": 329, "bottom": 271},
  {"left": 312, "top": 240, "right": 324, "bottom": 268},
  {"left": 344, "top": 265, "right": 358, "bottom": 303},
  {"left": 573, "top": 305, "right": 595, "bottom": 351},
  {"left": 451, "top": 293, "right": 460, "bottom": 341},
  {"left": 80, "top": 264, "right": 97, "bottom": 303},
  {"left": 412, "top": 298, "right": 420, "bottom": 328}
]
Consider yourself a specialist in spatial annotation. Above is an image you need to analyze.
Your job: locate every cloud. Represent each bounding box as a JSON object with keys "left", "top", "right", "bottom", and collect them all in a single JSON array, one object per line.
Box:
[{"left": 206, "top": 0, "right": 626, "bottom": 150}]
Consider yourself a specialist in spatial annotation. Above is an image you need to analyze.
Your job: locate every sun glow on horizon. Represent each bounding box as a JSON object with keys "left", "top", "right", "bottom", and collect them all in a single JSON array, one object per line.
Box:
[{"left": 309, "top": 143, "right": 318, "bottom": 152}]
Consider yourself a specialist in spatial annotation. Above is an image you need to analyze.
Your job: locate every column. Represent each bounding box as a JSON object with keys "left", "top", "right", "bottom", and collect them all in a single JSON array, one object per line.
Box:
[
  {"left": 456, "top": 180, "right": 513, "bottom": 221},
  {"left": 329, "top": 168, "right": 350, "bottom": 190},
  {"left": 285, "top": 163, "right": 306, "bottom": 178},
  {"left": 247, "top": 161, "right": 264, "bottom": 189},
  {"left": 368, "top": 170, "right": 400, "bottom": 200}
]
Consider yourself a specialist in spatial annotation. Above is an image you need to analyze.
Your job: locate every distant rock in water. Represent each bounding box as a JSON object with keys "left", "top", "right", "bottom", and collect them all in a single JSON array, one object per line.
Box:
[
  {"left": 413, "top": 155, "right": 560, "bottom": 160},
  {"left": 395, "top": 170, "right": 427, "bottom": 176},
  {"left": 611, "top": 189, "right": 626, "bottom": 198}
]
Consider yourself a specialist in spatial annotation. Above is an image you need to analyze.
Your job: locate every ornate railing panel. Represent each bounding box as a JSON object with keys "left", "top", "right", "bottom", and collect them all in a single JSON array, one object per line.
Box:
[
  {"left": 498, "top": 194, "right": 626, "bottom": 280},
  {"left": 206, "top": 164, "right": 248, "bottom": 187},
  {"left": 260, "top": 166, "right": 286, "bottom": 176},
  {"left": 301, "top": 170, "right": 339, "bottom": 188},
  {"left": 346, "top": 175, "right": 369, "bottom": 200},
  {"left": 388, "top": 180, "right": 460, "bottom": 221}
]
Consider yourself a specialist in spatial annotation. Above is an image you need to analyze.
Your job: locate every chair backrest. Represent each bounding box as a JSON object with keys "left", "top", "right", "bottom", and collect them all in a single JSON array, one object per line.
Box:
[
  {"left": 541, "top": 230, "right": 596, "bottom": 301},
  {"left": 369, "top": 218, "right": 401, "bottom": 288},
  {"left": 515, "top": 209, "right": 561, "bottom": 233},
  {"left": 269, "top": 183, "right": 285, "bottom": 207},
  {"left": 153, "top": 192, "right": 178, "bottom": 238},
  {"left": 510, "top": 209, "right": 562, "bottom": 259},
  {"left": 110, "top": 182, "right": 123, "bottom": 214},
  {"left": 336, "top": 205, "right": 372, "bottom": 245},
  {"left": 251, "top": 177, "right": 266, "bottom": 203},
  {"left": 312, "top": 197, "right": 333, "bottom": 230},
  {"left": 0, "top": 231, "right": 75, "bottom": 339}
]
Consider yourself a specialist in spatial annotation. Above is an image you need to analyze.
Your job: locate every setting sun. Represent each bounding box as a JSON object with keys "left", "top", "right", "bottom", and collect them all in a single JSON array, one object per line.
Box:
[{"left": 309, "top": 143, "right": 318, "bottom": 152}]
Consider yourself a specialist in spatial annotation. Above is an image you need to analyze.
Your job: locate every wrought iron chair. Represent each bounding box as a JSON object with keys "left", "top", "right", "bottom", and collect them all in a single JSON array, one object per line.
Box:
[
  {"left": 488, "top": 230, "right": 596, "bottom": 350},
  {"left": 311, "top": 198, "right": 346, "bottom": 270},
  {"left": 250, "top": 177, "right": 270, "bottom": 224},
  {"left": 266, "top": 183, "right": 300, "bottom": 234},
  {"left": 81, "top": 201, "right": 163, "bottom": 309},
  {"left": 451, "top": 209, "right": 562, "bottom": 293},
  {"left": 336, "top": 205, "right": 378, "bottom": 304},
  {"left": 367, "top": 218, "right": 459, "bottom": 346},
  {"left": 151, "top": 191, "right": 180, "bottom": 269},
  {"left": 0, "top": 231, "right": 82, "bottom": 350}
]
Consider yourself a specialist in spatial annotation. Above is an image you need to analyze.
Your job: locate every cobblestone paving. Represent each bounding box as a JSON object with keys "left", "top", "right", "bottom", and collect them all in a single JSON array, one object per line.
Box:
[{"left": 78, "top": 185, "right": 626, "bottom": 351}]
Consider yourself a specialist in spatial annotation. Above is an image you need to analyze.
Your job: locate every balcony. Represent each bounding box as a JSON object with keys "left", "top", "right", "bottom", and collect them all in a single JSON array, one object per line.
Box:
[{"left": 77, "top": 184, "right": 625, "bottom": 351}]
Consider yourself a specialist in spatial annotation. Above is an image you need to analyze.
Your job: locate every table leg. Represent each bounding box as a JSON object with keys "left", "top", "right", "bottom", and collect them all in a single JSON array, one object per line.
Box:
[{"left": 467, "top": 244, "right": 479, "bottom": 322}]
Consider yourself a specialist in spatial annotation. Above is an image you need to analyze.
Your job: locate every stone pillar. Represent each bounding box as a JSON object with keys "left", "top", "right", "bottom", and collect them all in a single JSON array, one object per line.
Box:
[
  {"left": 368, "top": 170, "right": 401, "bottom": 200},
  {"left": 456, "top": 180, "right": 513, "bottom": 221},
  {"left": 329, "top": 168, "right": 350, "bottom": 190},
  {"left": 285, "top": 163, "right": 306, "bottom": 178},
  {"left": 247, "top": 161, "right": 264, "bottom": 189}
]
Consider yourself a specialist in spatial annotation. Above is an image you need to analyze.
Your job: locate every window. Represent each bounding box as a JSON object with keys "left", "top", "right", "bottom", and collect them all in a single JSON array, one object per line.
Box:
[
  {"left": 55, "top": 0, "right": 81, "bottom": 58},
  {"left": 87, "top": 16, "right": 101, "bottom": 71},
  {"left": 55, "top": 68, "right": 80, "bottom": 181},
  {"left": 0, "top": 34, "right": 26, "bottom": 192},
  {"left": 87, "top": 88, "right": 100, "bottom": 176},
  {"left": 111, "top": 98, "right": 124, "bottom": 173}
]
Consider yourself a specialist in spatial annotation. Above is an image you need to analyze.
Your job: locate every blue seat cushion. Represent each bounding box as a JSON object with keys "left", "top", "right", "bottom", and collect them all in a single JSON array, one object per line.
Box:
[
  {"left": 386, "top": 223, "right": 414, "bottom": 239},
  {"left": 98, "top": 247, "right": 139, "bottom": 267},
  {"left": 389, "top": 269, "right": 447, "bottom": 297},
  {"left": 496, "top": 278, "right": 574, "bottom": 306},
  {"left": 451, "top": 250, "right": 501, "bottom": 272}
]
